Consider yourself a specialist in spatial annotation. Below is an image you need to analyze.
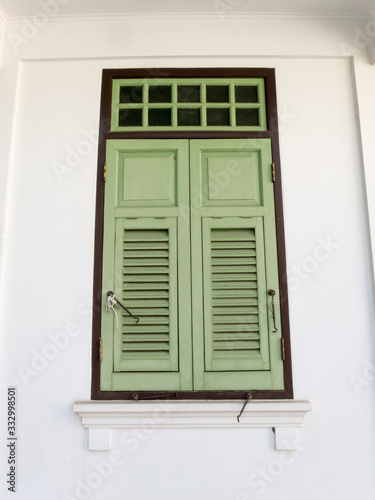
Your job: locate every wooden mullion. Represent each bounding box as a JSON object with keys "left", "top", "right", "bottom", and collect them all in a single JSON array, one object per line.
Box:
[{"left": 229, "top": 84, "right": 236, "bottom": 127}]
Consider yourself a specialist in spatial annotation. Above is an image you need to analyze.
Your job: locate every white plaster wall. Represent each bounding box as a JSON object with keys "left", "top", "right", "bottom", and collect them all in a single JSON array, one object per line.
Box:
[
  {"left": 0, "top": 16, "right": 375, "bottom": 500},
  {"left": 0, "top": 17, "right": 4, "bottom": 56},
  {"left": 0, "top": 17, "right": 18, "bottom": 290}
]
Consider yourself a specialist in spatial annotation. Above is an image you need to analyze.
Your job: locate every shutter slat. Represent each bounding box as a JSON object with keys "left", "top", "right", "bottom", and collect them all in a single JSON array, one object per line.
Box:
[
  {"left": 123, "top": 291, "right": 169, "bottom": 299},
  {"left": 211, "top": 243, "right": 256, "bottom": 250},
  {"left": 123, "top": 243, "right": 169, "bottom": 250},
  {"left": 212, "top": 249, "right": 256, "bottom": 257},
  {"left": 212, "top": 285, "right": 258, "bottom": 292},
  {"left": 123, "top": 258, "right": 169, "bottom": 266},
  {"left": 213, "top": 333, "right": 259, "bottom": 340},
  {"left": 124, "top": 250, "right": 169, "bottom": 258},
  {"left": 122, "top": 343, "right": 170, "bottom": 351},
  {"left": 213, "top": 315, "right": 259, "bottom": 324},
  {"left": 123, "top": 316, "right": 169, "bottom": 325},
  {"left": 123, "top": 325, "right": 170, "bottom": 334},
  {"left": 213, "top": 298, "right": 258, "bottom": 306},
  {"left": 212, "top": 258, "right": 256, "bottom": 265},
  {"left": 121, "top": 300, "right": 169, "bottom": 309},
  {"left": 123, "top": 334, "right": 170, "bottom": 341},
  {"left": 213, "top": 341, "right": 261, "bottom": 350},
  {"left": 124, "top": 233, "right": 168, "bottom": 241},
  {"left": 124, "top": 308, "right": 169, "bottom": 315},
  {"left": 122, "top": 266, "right": 169, "bottom": 274},
  {"left": 213, "top": 324, "right": 260, "bottom": 333},
  {"left": 123, "top": 275, "right": 169, "bottom": 283},
  {"left": 212, "top": 274, "right": 258, "bottom": 282},
  {"left": 124, "top": 283, "right": 169, "bottom": 291},
  {"left": 213, "top": 306, "right": 258, "bottom": 315},
  {"left": 212, "top": 265, "right": 257, "bottom": 273}
]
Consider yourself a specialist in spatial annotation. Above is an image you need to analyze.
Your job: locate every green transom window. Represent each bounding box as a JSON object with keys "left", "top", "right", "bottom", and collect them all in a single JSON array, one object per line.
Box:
[{"left": 111, "top": 78, "right": 267, "bottom": 131}]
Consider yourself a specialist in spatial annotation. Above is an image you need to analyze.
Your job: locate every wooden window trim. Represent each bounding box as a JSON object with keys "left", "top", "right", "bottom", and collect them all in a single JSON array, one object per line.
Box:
[{"left": 91, "top": 67, "right": 293, "bottom": 400}]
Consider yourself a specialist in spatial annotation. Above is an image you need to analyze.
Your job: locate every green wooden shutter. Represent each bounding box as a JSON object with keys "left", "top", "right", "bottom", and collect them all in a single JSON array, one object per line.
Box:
[
  {"left": 190, "top": 139, "right": 284, "bottom": 391},
  {"left": 100, "top": 139, "right": 192, "bottom": 391},
  {"left": 101, "top": 138, "right": 284, "bottom": 392}
]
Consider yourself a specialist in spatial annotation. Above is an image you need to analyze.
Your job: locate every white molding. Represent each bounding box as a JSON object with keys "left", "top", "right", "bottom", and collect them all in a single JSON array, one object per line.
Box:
[
  {"left": 73, "top": 399, "right": 312, "bottom": 451},
  {"left": 0, "top": 11, "right": 368, "bottom": 25}
]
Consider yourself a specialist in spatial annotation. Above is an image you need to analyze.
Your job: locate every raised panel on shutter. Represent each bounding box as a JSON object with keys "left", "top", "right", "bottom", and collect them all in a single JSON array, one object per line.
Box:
[{"left": 202, "top": 217, "right": 270, "bottom": 372}]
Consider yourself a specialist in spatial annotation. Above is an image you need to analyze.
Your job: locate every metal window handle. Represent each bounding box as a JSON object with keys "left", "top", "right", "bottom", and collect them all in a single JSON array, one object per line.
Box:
[
  {"left": 107, "top": 291, "right": 140, "bottom": 323},
  {"left": 268, "top": 289, "right": 278, "bottom": 333}
]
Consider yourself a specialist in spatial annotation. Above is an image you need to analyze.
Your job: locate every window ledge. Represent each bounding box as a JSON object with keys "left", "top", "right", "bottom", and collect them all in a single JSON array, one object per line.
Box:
[{"left": 73, "top": 399, "right": 312, "bottom": 451}]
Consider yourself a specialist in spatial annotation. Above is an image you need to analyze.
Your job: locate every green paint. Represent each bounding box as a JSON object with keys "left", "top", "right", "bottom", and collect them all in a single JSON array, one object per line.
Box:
[
  {"left": 101, "top": 139, "right": 284, "bottom": 392},
  {"left": 100, "top": 140, "right": 192, "bottom": 391},
  {"left": 190, "top": 139, "right": 284, "bottom": 391},
  {"left": 111, "top": 78, "right": 267, "bottom": 131}
]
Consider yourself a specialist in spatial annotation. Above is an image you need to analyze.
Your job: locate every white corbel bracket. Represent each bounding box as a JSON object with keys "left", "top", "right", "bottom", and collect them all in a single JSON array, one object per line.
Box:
[{"left": 74, "top": 399, "right": 312, "bottom": 451}]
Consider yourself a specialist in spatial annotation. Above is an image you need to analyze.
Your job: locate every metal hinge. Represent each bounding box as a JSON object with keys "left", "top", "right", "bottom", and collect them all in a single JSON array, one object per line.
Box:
[
  {"left": 99, "top": 338, "right": 102, "bottom": 363},
  {"left": 103, "top": 163, "right": 107, "bottom": 182},
  {"left": 281, "top": 338, "right": 286, "bottom": 361},
  {"left": 271, "top": 162, "right": 276, "bottom": 183}
]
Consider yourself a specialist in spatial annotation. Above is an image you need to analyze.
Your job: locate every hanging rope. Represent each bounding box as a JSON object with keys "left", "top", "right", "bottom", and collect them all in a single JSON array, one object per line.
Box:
[
  {"left": 106, "top": 291, "right": 140, "bottom": 334},
  {"left": 106, "top": 293, "right": 121, "bottom": 334}
]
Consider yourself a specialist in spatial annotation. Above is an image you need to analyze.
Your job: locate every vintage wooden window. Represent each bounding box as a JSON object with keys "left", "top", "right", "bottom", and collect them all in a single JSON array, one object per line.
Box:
[
  {"left": 92, "top": 69, "right": 293, "bottom": 400},
  {"left": 111, "top": 78, "right": 267, "bottom": 131}
]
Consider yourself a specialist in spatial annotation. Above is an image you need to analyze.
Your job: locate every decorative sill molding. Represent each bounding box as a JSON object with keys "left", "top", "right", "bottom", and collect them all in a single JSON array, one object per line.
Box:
[
  {"left": 74, "top": 399, "right": 312, "bottom": 451},
  {"left": 1, "top": 12, "right": 367, "bottom": 25}
]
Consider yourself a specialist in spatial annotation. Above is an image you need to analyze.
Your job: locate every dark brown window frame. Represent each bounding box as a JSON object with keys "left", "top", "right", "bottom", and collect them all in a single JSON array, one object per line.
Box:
[{"left": 91, "top": 67, "right": 293, "bottom": 401}]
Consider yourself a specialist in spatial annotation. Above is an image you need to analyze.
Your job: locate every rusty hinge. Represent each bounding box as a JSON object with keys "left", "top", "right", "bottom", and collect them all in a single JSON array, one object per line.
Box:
[
  {"left": 271, "top": 162, "right": 276, "bottom": 183},
  {"left": 99, "top": 338, "right": 102, "bottom": 363},
  {"left": 281, "top": 338, "right": 286, "bottom": 361},
  {"left": 103, "top": 162, "right": 107, "bottom": 182}
]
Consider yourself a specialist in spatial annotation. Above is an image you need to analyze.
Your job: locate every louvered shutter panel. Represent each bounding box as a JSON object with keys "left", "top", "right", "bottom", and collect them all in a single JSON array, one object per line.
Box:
[
  {"left": 113, "top": 218, "right": 178, "bottom": 372},
  {"left": 202, "top": 217, "right": 269, "bottom": 372},
  {"left": 190, "top": 139, "right": 284, "bottom": 391},
  {"left": 101, "top": 139, "right": 192, "bottom": 391}
]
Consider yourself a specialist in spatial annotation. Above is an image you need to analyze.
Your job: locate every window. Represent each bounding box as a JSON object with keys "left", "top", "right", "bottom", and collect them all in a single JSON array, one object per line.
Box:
[
  {"left": 111, "top": 78, "right": 266, "bottom": 130},
  {"left": 92, "top": 69, "right": 293, "bottom": 400}
]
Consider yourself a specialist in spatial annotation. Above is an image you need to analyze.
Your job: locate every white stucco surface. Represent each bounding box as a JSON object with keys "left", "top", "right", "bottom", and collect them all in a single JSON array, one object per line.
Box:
[{"left": 0, "top": 13, "right": 374, "bottom": 500}]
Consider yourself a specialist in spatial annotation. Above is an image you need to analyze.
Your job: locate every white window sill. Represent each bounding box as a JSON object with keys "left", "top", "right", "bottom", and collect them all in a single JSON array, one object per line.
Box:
[{"left": 73, "top": 399, "right": 312, "bottom": 451}]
